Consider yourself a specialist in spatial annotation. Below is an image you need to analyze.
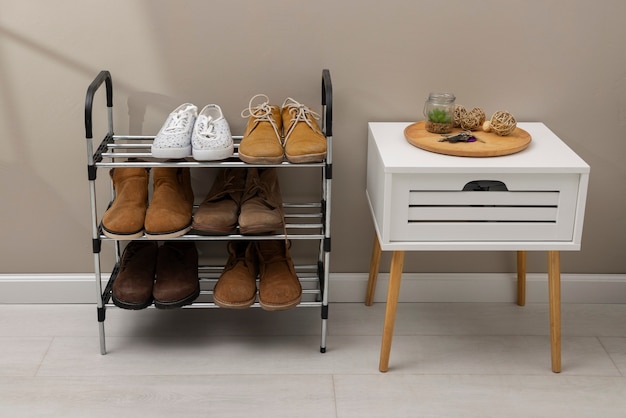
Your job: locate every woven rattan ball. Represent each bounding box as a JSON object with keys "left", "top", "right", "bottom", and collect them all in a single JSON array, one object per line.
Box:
[
  {"left": 482, "top": 110, "right": 517, "bottom": 136},
  {"left": 460, "top": 107, "right": 486, "bottom": 130},
  {"left": 453, "top": 105, "right": 467, "bottom": 128}
]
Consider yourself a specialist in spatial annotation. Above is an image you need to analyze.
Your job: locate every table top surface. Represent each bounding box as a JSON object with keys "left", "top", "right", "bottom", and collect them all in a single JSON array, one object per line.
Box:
[{"left": 368, "top": 122, "right": 589, "bottom": 174}]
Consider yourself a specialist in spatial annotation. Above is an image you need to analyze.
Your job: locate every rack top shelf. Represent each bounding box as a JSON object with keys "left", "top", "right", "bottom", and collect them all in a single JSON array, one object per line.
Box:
[{"left": 84, "top": 69, "right": 333, "bottom": 170}]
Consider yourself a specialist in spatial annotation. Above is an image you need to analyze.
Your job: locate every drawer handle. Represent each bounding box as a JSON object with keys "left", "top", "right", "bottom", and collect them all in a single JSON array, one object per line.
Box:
[{"left": 462, "top": 180, "right": 508, "bottom": 191}]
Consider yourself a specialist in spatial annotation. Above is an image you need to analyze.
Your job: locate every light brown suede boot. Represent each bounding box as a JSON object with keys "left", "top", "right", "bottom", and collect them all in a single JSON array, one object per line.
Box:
[
  {"left": 102, "top": 167, "right": 149, "bottom": 239},
  {"left": 238, "top": 94, "right": 284, "bottom": 164},
  {"left": 238, "top": 168, "right": 284, "bottom": 235},
  {"left": 111, "top": 241, "right": 158, "bottom": 310},
  {"left": 257, "top": 240, "right": 301, "bottom": 311},
  {"left": 213, "top": 241, "right": 258, "bottom": 309},
  {"left": 153, "top": 241, "right": 199, "bottom": 309},
  {"left": 192, "top": 168, "right": 246, "bottom": 234},
  {"left": 144, "top": 166, "right": 194, "bottom": 239},
  {"left": 281, "top": 98, "right": 327, "bottom": 163}
]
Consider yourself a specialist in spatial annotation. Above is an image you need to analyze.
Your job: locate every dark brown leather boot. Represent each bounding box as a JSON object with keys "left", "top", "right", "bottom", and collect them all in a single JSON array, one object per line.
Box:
[
  {"left": 213, "top": 241, "right": 258, "bottom": 309},
  {"left": 144, "top": 166, "right": 194, "bottom": 239},
  {"left": 257, "top": 240, "right": 301, "bottom": 311},
  {"left": 111, "top": 241, "right": 158, "bottom": 310},
  {"left": 238, "top": 168, "right": 284, "bottom": 235},
  {"left": 153, "top": 241, "right": 199, "bottom": 309},
  {"left": 102, "top": 167, "right": 149, "bottom": 239},
  {"left": 193, "top": 168, "right": 246, "bottom": 234}
]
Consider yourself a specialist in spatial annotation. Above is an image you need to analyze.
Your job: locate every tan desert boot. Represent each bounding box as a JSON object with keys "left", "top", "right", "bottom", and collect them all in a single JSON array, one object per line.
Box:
[
  {"left": 101, "top": 167, "right": 149, "bottom": 239},
  {"left": 238, "top": 168, "right": 284, "bottom": 235},
  {"left": 257, "top": 240, "right": 302, "bottom": 311},
  {"left": 193, "top": 168, "right": 246, "bottom": 234},
  {"left": 213, "top": 241, "right": 258, "bottom": 309},
  {"left": 144, "top": 166, "right": 194, "bottom": 239},
  {"left": 281, "top": 98, "right": 327, "bottom": 163},
  {"left": 239, "top": 94, "right": 284, "bottom": 164}
]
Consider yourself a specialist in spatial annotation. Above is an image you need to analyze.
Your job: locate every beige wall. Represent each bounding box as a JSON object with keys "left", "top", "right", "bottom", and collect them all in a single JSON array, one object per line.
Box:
[{"left": 1, "top": 0, "right": 624, "bottom": 275}]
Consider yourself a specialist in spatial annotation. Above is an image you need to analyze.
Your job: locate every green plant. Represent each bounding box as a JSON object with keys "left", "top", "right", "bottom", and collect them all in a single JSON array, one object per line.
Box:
[{"left": 428, "top": 108, "right": 452, "bottom": 124}]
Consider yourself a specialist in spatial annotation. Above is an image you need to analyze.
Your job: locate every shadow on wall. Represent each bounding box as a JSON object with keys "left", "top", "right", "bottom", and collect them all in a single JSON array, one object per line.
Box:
[{"left": 0, "top": 25, "right": 132, "bottom": 271}]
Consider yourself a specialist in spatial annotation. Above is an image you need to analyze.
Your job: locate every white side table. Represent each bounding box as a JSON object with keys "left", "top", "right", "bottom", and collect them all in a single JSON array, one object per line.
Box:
[{"left": 365, "top": 122, "right": 590, "bottom": 372}]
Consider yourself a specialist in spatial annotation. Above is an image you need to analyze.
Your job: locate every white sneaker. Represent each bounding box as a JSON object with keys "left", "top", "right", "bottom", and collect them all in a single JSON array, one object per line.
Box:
[
  {"left": 192, "top": 104, "right": 234, "bottom": 161},
  {"left": 151, "top": 103, "right": 197, "bottom": 158}
]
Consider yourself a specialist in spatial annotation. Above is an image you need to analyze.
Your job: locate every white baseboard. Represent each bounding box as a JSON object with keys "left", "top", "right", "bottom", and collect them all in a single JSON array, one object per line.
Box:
[{"left": 1, "top": 273, "right": 626, "bottom": 304}]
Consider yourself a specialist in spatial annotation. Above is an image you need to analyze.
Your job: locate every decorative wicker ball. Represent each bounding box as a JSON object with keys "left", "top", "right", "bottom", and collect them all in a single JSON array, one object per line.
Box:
[
  {"left": 453, "top": 105, "right": 467, "bottom": 128},
  {"left": 460, "top": 107, "right": 486, "bottom": 131},
  {"left": 482, "top": 110, "right": 517, "bottom": 136}
]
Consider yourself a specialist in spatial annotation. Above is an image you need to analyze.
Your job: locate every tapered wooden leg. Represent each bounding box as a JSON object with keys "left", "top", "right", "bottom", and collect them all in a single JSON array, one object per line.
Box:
[
  {"left": 517, "top": 251, "right": 527, "bottom": 306},
  {"left": 548, "top": 250, "right": 561, "bottom": 373},
  {"left": 379, "top": 250, "right": 405, "bottom": 372},
  {"left": 365, "top": 234, "right": 383, "bottom": 306}
]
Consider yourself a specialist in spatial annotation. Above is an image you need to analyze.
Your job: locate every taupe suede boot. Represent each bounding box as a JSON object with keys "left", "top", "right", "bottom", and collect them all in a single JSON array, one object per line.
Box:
[
  {"left": 144, "top": 166, "right": 194, "bottom": 239},
  {"left": 192, "top": 168, "right": 246, "bottom": 234},
  {"left": 282, "top": 98, "right": 327, "bottom": 164},
  {"left": 102, "top": 167, "right": 149, "bottom": 239},
  {"left": 213, "top": 241, "right": 258, "bottom": 309},
  {"left": 153, "top": 241, "right": 199, "bottom": 309},
  {"left": 238, "top": 168, "right": 285, "bottom": 235},
  {"left": 257, "top": 240, "right": 302, "bottom": 311},
  {"left": 238, "top": 94, "right": 284, "bottom": 164},
  {"left": 111, "top": 241, "right": 158, "bottom": 310}
]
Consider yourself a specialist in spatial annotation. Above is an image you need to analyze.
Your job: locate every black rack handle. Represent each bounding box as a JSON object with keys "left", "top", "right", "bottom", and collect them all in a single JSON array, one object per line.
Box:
[
  {"left": 322, "top": 69, "right": 332, "bottom": 137},
  {"left": 84, "top": 70, "right": 113, "bottom": 139}
]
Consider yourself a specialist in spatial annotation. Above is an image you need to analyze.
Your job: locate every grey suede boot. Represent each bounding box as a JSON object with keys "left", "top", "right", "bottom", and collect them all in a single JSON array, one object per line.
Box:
[
  {"left": 193, "top": 168, "right": 246, "bottom": 234},
  {"left": 238, "top": 168, "right": 284, "bottom": 235}
]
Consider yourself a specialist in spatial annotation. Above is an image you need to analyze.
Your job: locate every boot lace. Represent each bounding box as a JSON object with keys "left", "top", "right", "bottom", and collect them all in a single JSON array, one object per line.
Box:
[
  {"left": 241, "top": 94, "right": 282, "bottom": 142},
  {"left": 203, "top": 170, "right": 243, "bottom": 203},
  {"left": 242, "top": 172, "right": 281, "bottom": 212},
  {"left": 118, "top": 242, "right": 144, "bottom": 273},
  {"left": 281, "top": 97, "right": 321, "bottom": 143}
]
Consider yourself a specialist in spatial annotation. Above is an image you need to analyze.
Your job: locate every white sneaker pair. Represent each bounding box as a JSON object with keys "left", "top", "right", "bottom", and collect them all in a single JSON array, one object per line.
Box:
[{"left": 151, "top": 103, "right": 234, "bottom": 161}]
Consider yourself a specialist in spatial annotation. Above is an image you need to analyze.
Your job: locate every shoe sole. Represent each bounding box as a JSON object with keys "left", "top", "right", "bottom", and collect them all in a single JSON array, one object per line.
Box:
[
  {"left": 144, "top": 225, "right": 192, "bottom": 240},
  {"left": 151, "top": 145, "right": 191, "bottom": 159},
  {"left": 213, "top": 295, "right": 256, "bottom": 309},
  {"left": 154, "top": 286, "right": 200, "bottom": 309},
  {"left": 111, "top": 294, "right": 153, "bottom": 310},
  {"left": 238, "top": 223, "right": 284, "bottom": 235},
  {"left": 191, "top": 223, "right": 237, "bottom": 235},
  {"left": 102, "top": 227, "right": 144, "bottom": 240},
  {"left": 285, "top": 152, "right": 327, "bottom": 164},
  {"left": 258, "top": 295, "right": 302, "bottom": 311},
  {"left": 238, "top": 152, "right": 284, "bottom": 165},
  {"left": 192, "top": 146, "right": 234, "bottom": 161}
]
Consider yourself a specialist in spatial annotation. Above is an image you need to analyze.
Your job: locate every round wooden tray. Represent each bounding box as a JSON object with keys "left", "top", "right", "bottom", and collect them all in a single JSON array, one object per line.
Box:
[{"left": 404, "top": 121, "right": 531, "bottom": 157}]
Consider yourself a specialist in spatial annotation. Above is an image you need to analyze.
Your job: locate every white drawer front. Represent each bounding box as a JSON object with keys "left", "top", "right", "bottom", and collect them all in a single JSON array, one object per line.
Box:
[{"left": 390, "top": 173, "right": 581, "bottom": 242}]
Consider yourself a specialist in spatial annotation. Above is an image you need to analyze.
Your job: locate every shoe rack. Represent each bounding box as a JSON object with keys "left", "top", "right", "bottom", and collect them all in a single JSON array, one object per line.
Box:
[{"left": 84, "top": 70, "right": 333, "bottom": 355}]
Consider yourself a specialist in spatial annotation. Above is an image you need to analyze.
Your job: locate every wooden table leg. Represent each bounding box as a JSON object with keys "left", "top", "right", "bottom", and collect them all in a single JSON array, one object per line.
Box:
[
  {"left": 365, "top": 234, "right": 383, "bottom": 306},
  {"left": 379, "top": 250, "right": 405, "bottom": 372},
  {"left": 517, "top": 251, "right": 527, "bottom": 306},
  {"left": 548, "top": 250, "right": 561, "bottom": 373}
]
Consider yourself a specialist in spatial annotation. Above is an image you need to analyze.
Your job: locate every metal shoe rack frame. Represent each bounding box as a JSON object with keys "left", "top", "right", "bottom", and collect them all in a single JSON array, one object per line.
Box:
[{"left": 84, "top": 69, "right": 333, "bottom": 355}]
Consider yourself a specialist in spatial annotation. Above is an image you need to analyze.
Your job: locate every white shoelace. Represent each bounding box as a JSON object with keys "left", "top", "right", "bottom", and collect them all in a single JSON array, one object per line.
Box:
[
  {"left": 198, "top": 116, "right": 216, "bottom": 138},
  {"left": 241, "top": 94, "right": 282, "bottom": 142},
  {"left": 164, "top": 106, "right": 194, "bottom": 132},
  {"left": 281, "top": 97, "right": 321, "bottom": 143}
]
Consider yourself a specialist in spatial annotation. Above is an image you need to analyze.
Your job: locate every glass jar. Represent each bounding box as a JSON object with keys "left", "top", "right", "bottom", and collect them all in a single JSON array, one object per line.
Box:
[{"left": 423, "top": 92, "right": 455, "bottom": 134}]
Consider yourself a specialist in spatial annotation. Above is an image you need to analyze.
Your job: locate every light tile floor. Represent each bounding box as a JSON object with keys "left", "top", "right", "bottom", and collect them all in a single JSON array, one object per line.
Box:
[{"left": 1, "top": 302, "right": 626, "bottom": 417}]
